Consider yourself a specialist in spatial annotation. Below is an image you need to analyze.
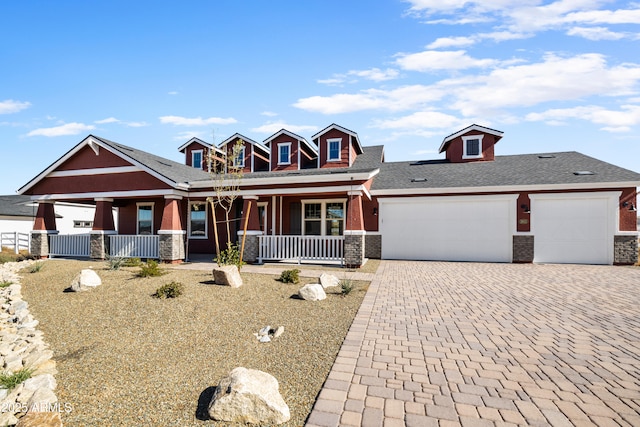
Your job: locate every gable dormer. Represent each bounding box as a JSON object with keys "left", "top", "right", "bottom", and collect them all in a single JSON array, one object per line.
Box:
[
  {"left": 218, "top": 133, "right": 270, "bottom": 173},
  {"left": 263, "top": 129, "right": 318, "bottom": 171},
  {"left": 438, "top": 124, "right": 503, "bottom": 163},
  {"left": 178, "top": 137, "right": 224, "bottom": 171},
  {"left": 311, "top": 123, "right": 363, "bottom": 169}
]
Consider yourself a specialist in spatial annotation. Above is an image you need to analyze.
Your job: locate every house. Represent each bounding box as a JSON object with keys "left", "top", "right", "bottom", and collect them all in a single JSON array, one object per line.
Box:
[{"left": 16, "top": 124, "right": 640, "bottom": 266}]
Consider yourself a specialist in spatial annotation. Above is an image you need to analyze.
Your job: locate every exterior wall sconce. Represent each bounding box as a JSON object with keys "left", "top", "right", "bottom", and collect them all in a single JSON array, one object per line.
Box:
[
  {"left": 521, "top": 204, "right": 530, "bottom": 214},
  {"left": 622, "top": 202, "right": 637, "bottom": 212},
  {"left": 373, "top": 207, "right": 378, "bottom": 216}
]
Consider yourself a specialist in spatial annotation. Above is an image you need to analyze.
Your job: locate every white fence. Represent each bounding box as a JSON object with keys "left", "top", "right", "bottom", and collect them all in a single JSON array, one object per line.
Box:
[
  {"left": 109, "top": 235, "right": 159, "bottom": 259},
  {"left": 258, "top": 235, "right": 344, "bottom": 264},
  {"left": 0, "top": 232, "right": 31, "bottom": 254},
  {"left": 49, "top": 234, "right": 91, "bottom": 258}
]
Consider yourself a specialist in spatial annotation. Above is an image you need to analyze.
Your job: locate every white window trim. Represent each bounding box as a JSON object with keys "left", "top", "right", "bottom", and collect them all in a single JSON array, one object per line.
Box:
[
  {"left": 233, "top": 146, "right": 245, "bottom": 168},
  {"left": 188, "top": 201, "right": 208, "bottom": 239},
  {"left": 301, "top": 198, "right": 346, "bottom": 236},
  {"left": 462, "top": 134, "right": 484, "bottom": 159},
  {"left": 327, "top": 138, "right": 342, "bottom": 162},
  {"left": 257, "top": 201, "right": 268, "bottom": 233},
  {"left": 136, "top": 202, "right": 154, "bottom": 235},
  {"left": 277, "top": 142, "right": 292, "bottom": 165},
  {"left": 191, "top": 150, "right": 204, "bottom": 169}
]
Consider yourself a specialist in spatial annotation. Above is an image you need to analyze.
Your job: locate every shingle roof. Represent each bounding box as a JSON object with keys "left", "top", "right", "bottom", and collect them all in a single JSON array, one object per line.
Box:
[
  {"left": 0, "top": 195, "right": 36, "bottom": 218},
  {"left": 371, "top": 151, "right": 640, "bottom": 191}
]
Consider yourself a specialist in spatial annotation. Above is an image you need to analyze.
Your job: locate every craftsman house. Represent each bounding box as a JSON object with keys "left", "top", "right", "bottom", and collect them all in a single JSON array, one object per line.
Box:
[{"left": 17, "top": 123, "right": 640, "bottom": 266}]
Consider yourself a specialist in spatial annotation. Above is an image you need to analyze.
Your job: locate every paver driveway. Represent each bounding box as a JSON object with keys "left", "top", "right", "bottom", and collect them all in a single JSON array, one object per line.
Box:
[{"left": 307, "top": 261, "right": 640, "bottom": 427}]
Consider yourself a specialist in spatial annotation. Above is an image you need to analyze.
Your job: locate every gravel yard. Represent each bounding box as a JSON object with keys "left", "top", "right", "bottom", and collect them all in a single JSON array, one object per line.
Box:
[{"left": 18, "top": 260, "right": 369, "bottom": 426}]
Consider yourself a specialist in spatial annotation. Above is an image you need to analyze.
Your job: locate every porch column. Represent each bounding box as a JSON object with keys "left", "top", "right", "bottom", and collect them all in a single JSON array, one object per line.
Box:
[
  {"left": 344, "top": 191, "right": 365, "bottom": 268},
  {"left": 158, "top": 195, "right": 185, "bottom": 263},
  {"left": 238, "top": 195, "right": 262, "bottom": 263},
  {"left": 31, "top": 200, "right": 58, "bottom": 259},
  {"left": 90, "top": 198, "right": 117, "bottom": 260}
]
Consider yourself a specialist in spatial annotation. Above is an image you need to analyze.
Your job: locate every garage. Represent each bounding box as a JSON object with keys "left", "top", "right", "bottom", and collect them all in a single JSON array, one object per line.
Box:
[
  {"left": 531, "top": 192, "right": 617, "bottom": 265},
  {"left": 379, "top": 195, "right": 517, "bottom": 262}
]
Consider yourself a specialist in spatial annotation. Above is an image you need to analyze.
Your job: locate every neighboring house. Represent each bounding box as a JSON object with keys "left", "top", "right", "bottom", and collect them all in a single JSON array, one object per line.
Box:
[
  {"left": 0, "top": 195, "right": 105, "bottom": 235},
  {"left": 16, "top": 123, "right": 640, "bottom": 266}
]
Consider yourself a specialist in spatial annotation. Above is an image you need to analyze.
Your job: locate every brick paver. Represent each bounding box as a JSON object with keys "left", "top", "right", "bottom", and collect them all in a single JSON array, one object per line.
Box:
[{"left": 307, "top": 261, "right": 640, "bottom": 426}]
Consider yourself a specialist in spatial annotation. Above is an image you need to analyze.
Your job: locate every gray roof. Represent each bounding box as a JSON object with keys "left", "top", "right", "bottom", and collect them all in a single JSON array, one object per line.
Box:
[
  {"left": 372, "top": 151, "right": 640, "bottom": 191},
  {"left": 0, "top": 195, "right": 36, "bottom": 218}
]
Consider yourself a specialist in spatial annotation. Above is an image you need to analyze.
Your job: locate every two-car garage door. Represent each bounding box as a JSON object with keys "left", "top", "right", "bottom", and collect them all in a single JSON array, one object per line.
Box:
[
  {"left": 379, "top": 192, "right": 617, "bottom": 264},
  {"left": 379, "top": 195, "right": 516, "bottom": 263}
]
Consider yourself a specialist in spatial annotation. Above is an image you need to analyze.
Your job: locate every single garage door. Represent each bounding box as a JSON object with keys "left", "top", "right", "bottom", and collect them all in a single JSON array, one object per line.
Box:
[
  {"left": 531, "top": 192, "right": 616, "bottom": 265},
  {"left": 379, "top": 195, "right": 516, "bottom": 262}
]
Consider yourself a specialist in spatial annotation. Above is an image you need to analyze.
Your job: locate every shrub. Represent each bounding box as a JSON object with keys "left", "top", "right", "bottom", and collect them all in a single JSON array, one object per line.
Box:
[
  {"left": 0, "top": 249, "right": 33, "bottom": 264},
  {"left": 216, "top": 243, "right": 245, "bottom": 271},
  {"left": 137, "top": 260, "right": 165, "bottom": 278},
  {"left": 0, "top": 368, "right": 33, "bottom": 391},
  {"left": 29, "top": 262, "right": 44, "bottom": 273},
  {"left": 340, "top": 278, "right": 354, "bottom": 296},
  {"left": 279, "top": 269, "right": 300, "bottom": 284},
  {"left": 0, "top": 280, "right": 12, "bottom": 288},
  {"left": 153, "top": 281, "right": 184, "bottom": 299},
  {"left": 106, "top": 256, "right": 126, "bottom": 270},
  {"left": 123, "top": 257, "right": 142, "bottom": 267}
]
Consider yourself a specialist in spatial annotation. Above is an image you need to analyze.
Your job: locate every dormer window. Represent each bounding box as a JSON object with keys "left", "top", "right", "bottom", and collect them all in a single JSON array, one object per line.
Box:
[
  {"left": 462, "top": 135, "right": 484, "bottom": 159},
  {"left": 233, "top": 146, "right": 245, "bottom": 168},
  {"left": 278, "top": 142, "right": 291, "bottom": 165},
  {"left": 192, "top": 150, "right": 203, "bottom": 169},
  {"left": 327, "top": 138, "right": 341, "bottom": 162}
]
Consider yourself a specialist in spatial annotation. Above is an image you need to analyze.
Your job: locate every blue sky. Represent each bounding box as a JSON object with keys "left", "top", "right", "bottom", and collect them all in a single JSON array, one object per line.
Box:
[{"left": 1, "top": 0, "right": 639, "bottom": 195}]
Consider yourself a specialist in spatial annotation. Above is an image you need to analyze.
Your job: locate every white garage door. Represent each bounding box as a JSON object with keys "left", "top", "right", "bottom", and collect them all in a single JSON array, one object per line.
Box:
[
  {"left": 379, "top": 195, "right": 516, "bottom": 262},
  {"left": 531, "top": 192, "right": 617, "bottom": 265}
]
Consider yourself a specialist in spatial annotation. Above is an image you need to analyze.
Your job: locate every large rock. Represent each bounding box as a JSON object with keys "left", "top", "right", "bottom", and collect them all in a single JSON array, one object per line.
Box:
[
  {"left": 298, "top": 283, "right": 326, "bottom": 301},
  {"left": 208, "top": 367, "right": 290, "bottom": 425},
  {"left": 70, "top": 269, "right": 101, "bottom": 292},
  {"left": 319, "top": 273, "right": 340, "bottom": 289},
  {"left": 212, "top": 265, "right": 243, "bottom": 288},
  {"left": 15, "top": 411, "right": 62, "bottom": 427}
]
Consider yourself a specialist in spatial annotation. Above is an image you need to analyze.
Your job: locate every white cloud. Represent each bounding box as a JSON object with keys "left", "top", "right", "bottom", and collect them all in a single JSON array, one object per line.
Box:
[
  {"left": 126, "top": 121, "right": 149, "bottom": 128},
  {"left": 294, "top": 85, "right": 444, "bottom": 114},
  {"left": 526, "top": 104, "right": 640, "bottom": 130},
  {"left": 261, "top": 111, "right": 278, "bottom": 117},
  {"left": 27, "top": 122, "right": 95, "bottom": 137},
  {"left": 0, "top": 100, "right": 31, "bottom": 114},
  {"left": 427, "top": 36, "right": 477, "bottom": 49},
  {"left": 168, "top": 91, "right": 179, "bottom": 95},
  {"left": 251, "top": 122, "right": 319, "bottom": 135},
  {"left": 566, "top": 26, "right": 625, "bottom": 40},
  {"left": 159, "top": 115, "right": 237, "bottom": 126},
  {"left": 371, "top": 111, "right": 462, "bottom": 130},
  {"left": 395, "top": 50, "right": 497, "bottom": 71},
  {"left": 173, "top": 131, "right": 207, "bottom": 141},
  {"left": 95, "top": 117, "right": 120, "bottom": 124},
  {"left": 319, "top": 68, "right": 400, "bottom": 86}
]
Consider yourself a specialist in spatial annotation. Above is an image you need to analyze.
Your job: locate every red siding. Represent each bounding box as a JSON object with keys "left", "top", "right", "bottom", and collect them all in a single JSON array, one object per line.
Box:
[
  {"left": 184, "top": 142, "right": 210, "bottom": 170},
  {"left": 318, "top": 129, "right": 351, "bottom": 169},
  {"left": 270, "top": 135, "right": 299, "bottom": 171},
  {"left": 24, "top": 172, "right": 172, "bottom": 195},
  {"left": 445, "top": 132, "right": 497, "bottom": 163},
  {"left": 619, "top": 188, "right": 637, "bottom": 231},
  {"left": 58, "top": 145, "right": 132, "bottom": 170}
]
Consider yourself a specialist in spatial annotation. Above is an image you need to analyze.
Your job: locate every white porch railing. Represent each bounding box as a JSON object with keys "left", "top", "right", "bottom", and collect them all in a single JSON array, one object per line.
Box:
[
  {"left": 109, "top": 235, "right": 159, "bottom": 259},
  {"left": 258, "top": 235, "right": 344, "bottom": 264},
  {"left": 0, "top": 232, "right": 31, "bottom": 254},
  {"left": 49, "top": 234, "right": 91, "bottom": 258}
]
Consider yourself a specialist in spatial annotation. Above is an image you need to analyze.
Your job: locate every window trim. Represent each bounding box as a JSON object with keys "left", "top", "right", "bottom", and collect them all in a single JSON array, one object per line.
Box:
[
  {"left": 188, "top": 201, "right": 208, "bottom": 239},
  {"left": 301, "top": 199, "right": 346, "bottom": 236},
  {"left": 327, "top": 138, "right": 342, "bottom": 162},
  {"left": 462, "top": 134, "right": 484, "bottom": 159},
  {"left": 233, "top": 146, "right": 245, "bottom": 168},
  {"left": 136, "top": 202, "right": 154, "bottom": 235},
  {"left": 277, "top": 142, "right": 292, "bottom": 165},
  {"left": 191, "top": 149, "right": 203, "bottom": 169}
]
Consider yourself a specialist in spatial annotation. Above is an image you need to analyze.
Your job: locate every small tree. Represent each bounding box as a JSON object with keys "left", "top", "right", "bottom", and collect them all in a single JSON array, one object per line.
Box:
[{"left": 207, "top": 140, "right": 244, "bottom": 263}]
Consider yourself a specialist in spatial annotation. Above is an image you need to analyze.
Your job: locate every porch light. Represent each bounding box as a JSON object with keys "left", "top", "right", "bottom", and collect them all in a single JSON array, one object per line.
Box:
[
  {"left": 373, "top": 207, "right": 378, "bottom": 216},
  {"left": 521, "top": 204, "right": 530, "bottom": 214},
  {"left": 622, "top": 202, "right": 637, "bottom": 212}
]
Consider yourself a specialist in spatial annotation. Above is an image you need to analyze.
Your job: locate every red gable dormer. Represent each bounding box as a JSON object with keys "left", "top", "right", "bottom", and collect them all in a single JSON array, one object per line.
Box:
[
  {"left": 178, "top": 137, "right": 224, "bottom": 171},
  {"left": 311, "top": 123, "right": 363, "bottom": 169},
  {"left": 218, "top": 133, "right": 269, "bottom": 173},
  {"left": 438, "top": 124, "right": 503, "bottom": 163},
  {"left": 263, "top": 129, "right": 318, "bottom": 171}
]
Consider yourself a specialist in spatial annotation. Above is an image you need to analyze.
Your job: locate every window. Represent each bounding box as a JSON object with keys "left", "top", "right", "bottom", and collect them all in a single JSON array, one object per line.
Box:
[
  {"left": 302, "top": 200, "right": 345, "bottom": 236},
  {"left": 189, "top": 202, "right": 207, "bottom": 238},
  {"left": 137, "top": 203, "right": 153, "bottom": 235},
  {"left": 278, "top": 142, "right": 291, "bottom": 165},
  {"left": 192, "top": 150, "right": 203, "bottom": 169},
  {"left": 232, "top": 146, "right": 245, "bottom": 168},
  {"left": 462, "top": 135, "right": 484, "bottom": 159},
  {"left": 258, "top": 202, "right": 268, "bottom": 232},
  {"left": 327, "top": 138, "right": 341, "bottom": 162},
  {"left": 73, "top": 220, "right": 93, "bottom": 228}
]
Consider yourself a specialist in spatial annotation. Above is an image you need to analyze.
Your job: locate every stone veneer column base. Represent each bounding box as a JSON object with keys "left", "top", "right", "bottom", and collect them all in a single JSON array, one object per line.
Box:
[
  {"left": 512, "top": 235, "right": 534, "bottom": 263},
  {"left": 344, "top": 233, "right": 365, "bottom": 268},
  {"left": 364, "top": 234, "right": 381, "bottom": 259},
  {"left": 614, "top": 235, "right": 638, "bottom": 265},
  {"left": 30, "top": 231, "right": 57, "bottom": 259},
  {"left": 238, "top": 231, "right": 261, "bottom": 264},
  {"left": 90, "top": 232, "right": 115, "bottom": 260},
  {"left": 158, "top": 232, "right": 185, "bottom": 263}
]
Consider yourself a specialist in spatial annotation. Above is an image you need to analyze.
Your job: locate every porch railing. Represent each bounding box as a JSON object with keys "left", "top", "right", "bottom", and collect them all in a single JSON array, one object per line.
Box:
[
  {"left": 49, "top": 234, "right": 91, "bottom": 258},
  {"left": 109, "top": 235, "right": 159, "bottom": 259},
  {"left": 0, "top": 232, "right": 31, "bottom": 254},
  {"left": 258, "top": 235, "right": 344, "bottom": 264}
]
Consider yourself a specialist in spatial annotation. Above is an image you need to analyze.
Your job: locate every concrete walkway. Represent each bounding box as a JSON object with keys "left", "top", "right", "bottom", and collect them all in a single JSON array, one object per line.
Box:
[{"left": 307, "top": 260, "right": 640, "bottom": 427}]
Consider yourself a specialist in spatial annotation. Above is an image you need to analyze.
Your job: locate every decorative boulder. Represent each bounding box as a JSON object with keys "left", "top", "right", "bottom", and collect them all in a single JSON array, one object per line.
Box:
[
  {"left": 208, "top": 367, "right": 290, "bottom": 425},
  {"left": 319, "top": 273, "right": 340, "bottom": 289},
  {"left": 70, "top": 269, "right": 101, "bottom": 292},
  {"left": 213, "top": 265, "right": 243, "bottom": 288},
  {"left": 298, "top": 283, "right": 326, "bottom": 301}
]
